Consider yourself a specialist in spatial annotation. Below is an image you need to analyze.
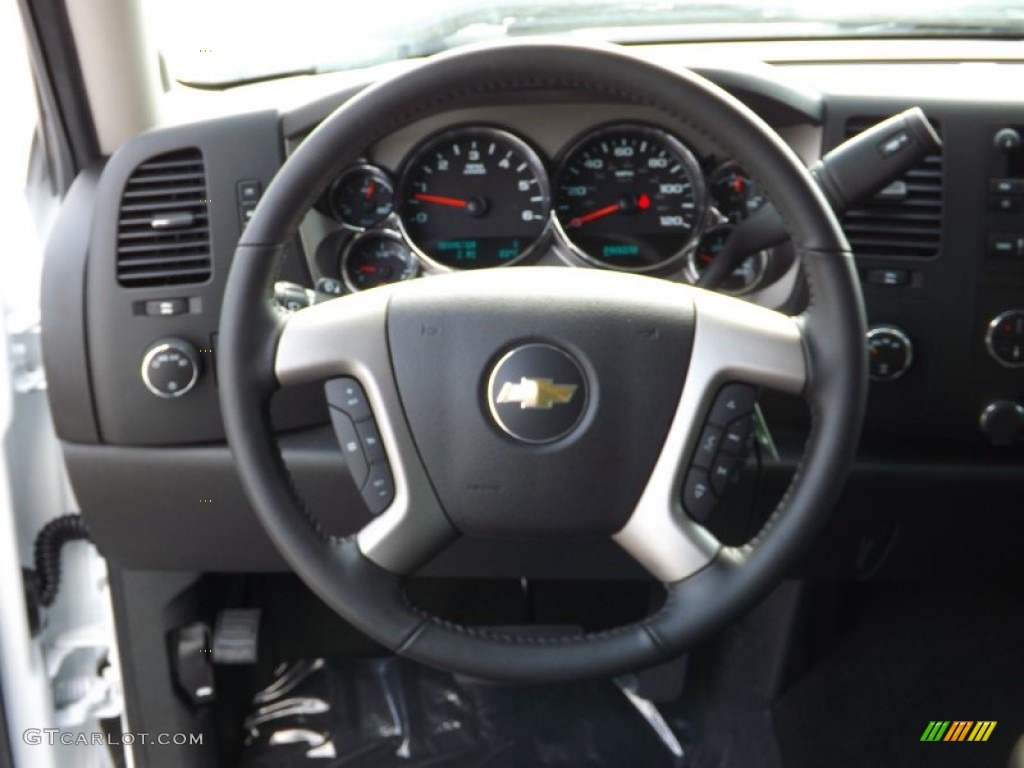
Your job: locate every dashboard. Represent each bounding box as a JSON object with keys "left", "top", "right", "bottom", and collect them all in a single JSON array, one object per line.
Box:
[{"left": 39, "top": 48, "right": 1024, "bottom": 579}]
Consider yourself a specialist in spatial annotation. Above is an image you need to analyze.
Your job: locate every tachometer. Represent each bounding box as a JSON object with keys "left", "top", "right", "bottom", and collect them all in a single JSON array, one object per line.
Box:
[
  {"left": 554, "top": 124, "right": 705, "bottom": 271},
  {"left": 398, "top": 127, "right": 550, "bottom": 269}
]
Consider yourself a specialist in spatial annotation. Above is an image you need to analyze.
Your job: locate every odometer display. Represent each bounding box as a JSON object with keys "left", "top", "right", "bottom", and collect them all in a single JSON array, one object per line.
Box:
[
  {"left": 398, "top": 127, "right": 550, "bottom": 269},
  {"left": 554, "top": 124, "right": 705, "bottom": 271}
]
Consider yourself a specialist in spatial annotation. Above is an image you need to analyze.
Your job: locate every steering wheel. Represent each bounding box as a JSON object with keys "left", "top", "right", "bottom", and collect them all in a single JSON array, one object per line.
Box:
[{"left": 219, "top": 42, "right": 867, "bottom": 683}]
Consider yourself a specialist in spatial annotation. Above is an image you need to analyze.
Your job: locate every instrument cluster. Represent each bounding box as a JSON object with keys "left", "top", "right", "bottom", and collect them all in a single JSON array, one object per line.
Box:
[{"left": 317, "top": 121, "right": 777, "bottom": 296}]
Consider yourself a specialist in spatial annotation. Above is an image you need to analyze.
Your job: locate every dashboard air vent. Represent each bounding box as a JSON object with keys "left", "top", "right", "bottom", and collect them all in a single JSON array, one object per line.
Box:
[
  {"left": 840, "top": 116, "right": 943, "bottom": 259},
  {"left": 116, "top": 149, "right": 212, "bottom": 287}
]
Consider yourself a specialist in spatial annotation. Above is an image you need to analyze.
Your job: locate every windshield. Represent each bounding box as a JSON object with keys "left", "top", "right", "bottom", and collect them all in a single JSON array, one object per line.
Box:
[{"left": 146, "top": 0, "right": 1024, "bottom": 86}]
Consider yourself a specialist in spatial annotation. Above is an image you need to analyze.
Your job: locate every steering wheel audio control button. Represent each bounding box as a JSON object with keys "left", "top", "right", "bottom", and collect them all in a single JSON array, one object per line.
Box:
[
  {"left": 328, "top": 408, "right": 369, "bottom": 488},
  {"left": 709, "top": 453, "right": 741, "bottom": 496},
  {"left": 683, "top": 469, "right": 716, "bottom": 525},
  {"left": 684, "top": 384, "right": 760, "bottom": 523},
  {"left": 487, "top": 344, "right": 588, "bottom": 444},
  {"left": 721, "top": 415, "right": 755, "bottom": 455},
  {"left": 693, "top": 425, "right": 724, "bottom": 469},
  {"left": 707, "top": 383, "right": 758, "bottom": 426}
]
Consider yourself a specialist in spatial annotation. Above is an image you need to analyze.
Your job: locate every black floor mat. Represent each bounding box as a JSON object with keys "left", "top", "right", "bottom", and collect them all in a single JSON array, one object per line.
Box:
[
  {"left": 774, "top": 584, "right": 1024, "bottom": 768},
  {"left": 239, "top": 656, "right": 688, "bottom": 767}
]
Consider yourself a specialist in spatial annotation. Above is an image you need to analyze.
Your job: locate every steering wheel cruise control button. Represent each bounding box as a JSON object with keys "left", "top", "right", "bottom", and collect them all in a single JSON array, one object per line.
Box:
[
  {"left": 356, "top": 420, "right": 385, "bottom": 463},
  {"left": 328, "top": 408, "right": 369, "bottom": 489},
  {"left": 487, "top": 344, "right": 587, "bottom": 444},
  {"left": 364, "top": 464, "right": 395, "bottom": 515},
  {"left": 325, "top": 378, "right": 373, "bottom": 421},
  {"left": 325, "top": 377, "right": 397, "bottom": 514}
]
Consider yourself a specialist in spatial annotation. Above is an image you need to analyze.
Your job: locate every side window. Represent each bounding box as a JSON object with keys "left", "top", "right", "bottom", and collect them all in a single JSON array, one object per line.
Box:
[{"left": 0, "top": 0, "right": 47, "bottom": 309}]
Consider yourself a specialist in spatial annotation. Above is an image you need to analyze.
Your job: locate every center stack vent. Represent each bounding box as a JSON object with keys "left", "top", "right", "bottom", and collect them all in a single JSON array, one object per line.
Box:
[{"left": 840, "top": 116, "right": 943, "bottom": 259}]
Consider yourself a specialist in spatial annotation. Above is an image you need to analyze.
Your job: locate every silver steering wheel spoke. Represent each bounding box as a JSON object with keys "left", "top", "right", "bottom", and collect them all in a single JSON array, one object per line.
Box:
[
  {"left": 276, "top": 289, "right": 457, "bottom": 574},
  {"left": 614, "top": 287, "right": 808, "bottom": 583}
]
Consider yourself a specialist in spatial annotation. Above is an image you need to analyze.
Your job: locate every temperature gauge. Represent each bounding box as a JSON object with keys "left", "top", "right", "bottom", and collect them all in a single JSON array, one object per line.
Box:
[
  {"left": 331, "top": 166, "right": 395, "bottom": 229},
  {"left": 686, "top": 226, "right": 767, "bottom": 295},
  {"left": 341, "top": 231, "right": 418, "bottom": 292}
]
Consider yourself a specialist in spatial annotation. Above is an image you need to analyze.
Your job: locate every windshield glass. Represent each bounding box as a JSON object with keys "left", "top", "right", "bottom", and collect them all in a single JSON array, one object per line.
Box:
[{"left": 146, "top": 0, "right": 1024, "bottom": 86}]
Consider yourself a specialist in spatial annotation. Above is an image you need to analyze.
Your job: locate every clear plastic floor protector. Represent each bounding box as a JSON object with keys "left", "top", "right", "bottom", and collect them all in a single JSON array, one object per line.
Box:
[{"left": 240, "top": 656, "right": 689, "bottom": 767}]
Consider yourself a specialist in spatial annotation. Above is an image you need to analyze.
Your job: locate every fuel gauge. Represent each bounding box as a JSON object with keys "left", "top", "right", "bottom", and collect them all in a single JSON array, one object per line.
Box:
[{"left": 341, "top": 231, "right": 418, "bottom": 292}]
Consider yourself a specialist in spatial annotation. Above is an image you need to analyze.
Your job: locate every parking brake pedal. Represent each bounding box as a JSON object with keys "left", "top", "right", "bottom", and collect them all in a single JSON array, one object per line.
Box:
[{"left": 212, "top": 609, "right": 261, "bottom": 665}]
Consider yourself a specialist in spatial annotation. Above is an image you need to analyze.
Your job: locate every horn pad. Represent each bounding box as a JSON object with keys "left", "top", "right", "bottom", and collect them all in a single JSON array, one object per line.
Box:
[{"left": 386, "top": 269, "right": 695, "bottom": 537}]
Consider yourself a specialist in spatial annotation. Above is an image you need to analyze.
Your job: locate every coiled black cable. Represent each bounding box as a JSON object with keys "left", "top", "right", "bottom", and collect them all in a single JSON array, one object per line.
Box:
[{"left": 32, "top": 514, "right": 91, "bottom": 608}]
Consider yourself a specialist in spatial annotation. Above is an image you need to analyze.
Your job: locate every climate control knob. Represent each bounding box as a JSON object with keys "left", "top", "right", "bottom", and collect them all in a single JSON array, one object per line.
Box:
[
  {"left": 866, "top": 325, "right": 913, "bottom": 382},
  {"left": 141, "top": 338, "right": 200, "bottom": 398},
  {"left": 986, "top": 310, "right": 1024, "bottom": 368},
  {"left": 980, "top": 400, "right": 1024, "bottom": 446}
]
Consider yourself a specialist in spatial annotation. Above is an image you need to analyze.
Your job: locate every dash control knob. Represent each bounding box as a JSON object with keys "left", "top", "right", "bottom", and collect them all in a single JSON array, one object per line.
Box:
[
  {"left": 986, "top": 310, "right": 1024, "bottom": 368},
  {"left": 141, "top": 338, "right": 200, "bottom": 398},
  {"left": 994, "top": 127, "right": 1022, "bottom": 153},
  {"left": 867, "top": 325, "right": 913, "bottom": 382},
  {"left": 980, "top": 400, "right": 1024, "bottom": 447}
]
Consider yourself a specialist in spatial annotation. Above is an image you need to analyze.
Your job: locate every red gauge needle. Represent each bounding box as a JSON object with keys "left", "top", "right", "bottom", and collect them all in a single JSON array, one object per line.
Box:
[
  {"left": 413, "top": 193, "right": 468, "bottom": 208},
  {"left": 365, "top": 180, "right": 376, "bottom": 200},
  {"left": 358, "top": 265, "right": 377, "bottom": 274},
  {"left": 569, "top": 203, "right": 620, "bottom": 227}
]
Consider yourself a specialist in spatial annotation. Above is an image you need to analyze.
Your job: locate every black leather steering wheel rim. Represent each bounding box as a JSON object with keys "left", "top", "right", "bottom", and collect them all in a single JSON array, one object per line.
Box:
[{"left": 219, "top": 41, "right": 867, "bottom": 683}]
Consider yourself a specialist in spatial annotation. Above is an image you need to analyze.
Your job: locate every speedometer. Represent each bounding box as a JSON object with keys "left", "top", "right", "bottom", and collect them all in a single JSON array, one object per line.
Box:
[
  {"left": 554, "top": 124, "right": 705, "bottom": 271},
  {"left": 398, "top": 127, "right": 550, "bottom": 269}
]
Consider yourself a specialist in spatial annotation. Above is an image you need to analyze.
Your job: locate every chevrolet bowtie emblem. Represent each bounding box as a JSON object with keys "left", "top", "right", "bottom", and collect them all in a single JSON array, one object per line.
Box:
[{"left": 496, "top": 377, "right": 578, "bottom": 409}]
